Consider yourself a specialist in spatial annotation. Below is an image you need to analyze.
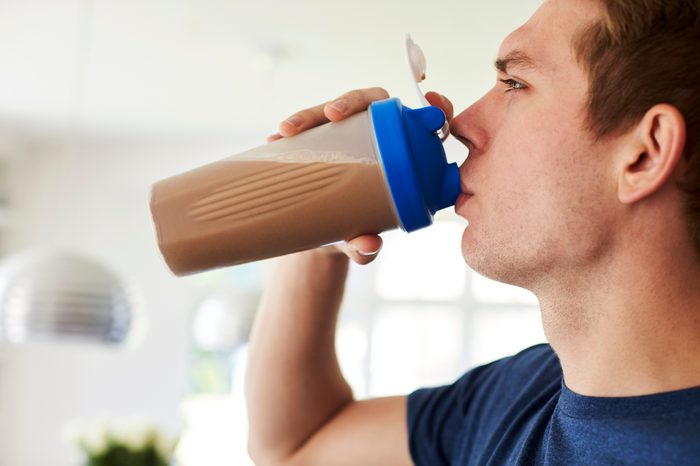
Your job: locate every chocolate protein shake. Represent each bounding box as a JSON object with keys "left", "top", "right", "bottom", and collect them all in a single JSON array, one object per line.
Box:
[
  {"left": 150, "top": 155, "right": 399, "bottom": 275},
  {"left": 149, "top": 98, "right": 460, "bottom": 276}
]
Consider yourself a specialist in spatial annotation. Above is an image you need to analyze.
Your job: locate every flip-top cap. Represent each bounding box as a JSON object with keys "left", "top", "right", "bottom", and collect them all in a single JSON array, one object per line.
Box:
[{"left": 370, "top": 97, "right": 461, "bottom": 232}]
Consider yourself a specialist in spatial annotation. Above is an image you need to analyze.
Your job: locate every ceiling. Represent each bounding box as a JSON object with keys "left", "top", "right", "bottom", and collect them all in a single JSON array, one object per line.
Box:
[{"left": 0, "top": 0, "right": 540, "bottom": 141}]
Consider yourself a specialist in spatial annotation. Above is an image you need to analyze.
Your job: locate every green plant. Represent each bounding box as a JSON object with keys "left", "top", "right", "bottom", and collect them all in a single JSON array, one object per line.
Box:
[{"left": 65, "top": 418, "right": 178, "bottom": 466}]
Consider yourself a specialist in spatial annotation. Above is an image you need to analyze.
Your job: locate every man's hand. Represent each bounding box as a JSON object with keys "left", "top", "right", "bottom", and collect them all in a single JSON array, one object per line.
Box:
[{"left": 265, "top": 87, "right": 455, "bottom": 266}]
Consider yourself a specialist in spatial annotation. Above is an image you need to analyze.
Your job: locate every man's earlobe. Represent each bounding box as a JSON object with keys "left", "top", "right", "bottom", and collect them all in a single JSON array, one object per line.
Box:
[{"left": 617, "top": 104, "right": 687, "bottom": 204}]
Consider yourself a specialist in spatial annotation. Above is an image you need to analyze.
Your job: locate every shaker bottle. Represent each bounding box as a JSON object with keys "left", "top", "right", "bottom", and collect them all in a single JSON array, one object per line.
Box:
[{"left": 150, "top": 97, "right": 461, "bottom": 275}]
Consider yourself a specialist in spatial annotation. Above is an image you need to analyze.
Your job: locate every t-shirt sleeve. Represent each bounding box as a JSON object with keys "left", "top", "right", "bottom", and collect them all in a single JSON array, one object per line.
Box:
[{"left": 406, "top": 344, "right": 556, "bottom": 466}]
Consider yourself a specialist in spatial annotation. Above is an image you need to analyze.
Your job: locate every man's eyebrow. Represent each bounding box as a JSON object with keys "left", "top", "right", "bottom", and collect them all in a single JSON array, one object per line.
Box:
[{"left": 495, "top": 50, "right": 537, "bottom": 73}]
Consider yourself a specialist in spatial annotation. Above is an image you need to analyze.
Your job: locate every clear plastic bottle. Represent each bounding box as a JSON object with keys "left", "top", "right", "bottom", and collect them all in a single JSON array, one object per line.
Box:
[{"left": 150, "top": 98, "right": 460, "bottom": 275}]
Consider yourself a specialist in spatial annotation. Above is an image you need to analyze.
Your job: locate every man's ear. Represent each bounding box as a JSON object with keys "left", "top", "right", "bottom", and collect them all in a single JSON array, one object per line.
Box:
[{"left": 617, "top": 104, "right": 687, "bottom": 204}]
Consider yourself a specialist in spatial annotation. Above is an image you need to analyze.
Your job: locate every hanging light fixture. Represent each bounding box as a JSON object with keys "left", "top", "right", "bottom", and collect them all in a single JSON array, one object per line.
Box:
[
  {"left": 191, "top": 291, "right": 259, "bottom": 353},
  {"left": 0, "top": 250, "right": 140, "bottom": 345}
]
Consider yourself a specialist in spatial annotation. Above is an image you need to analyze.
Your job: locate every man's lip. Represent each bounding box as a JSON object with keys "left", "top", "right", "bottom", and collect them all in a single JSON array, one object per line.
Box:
[{"left": 455, "top": 192, "right": 473, "bottom": 214}]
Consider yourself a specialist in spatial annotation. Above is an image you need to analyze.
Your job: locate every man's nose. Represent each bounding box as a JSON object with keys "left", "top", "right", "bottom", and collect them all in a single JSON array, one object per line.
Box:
[{"left": 450, "top": 93, "right": 492, "bottom": 155}]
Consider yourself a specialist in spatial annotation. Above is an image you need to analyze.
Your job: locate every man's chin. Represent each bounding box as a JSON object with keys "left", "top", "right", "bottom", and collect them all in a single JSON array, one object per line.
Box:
[
  {"left": 461, "top": 233, "right": 529, "bottom": 288},
  {"left": 460, "top": 233, "right": 488, "bottom": 275}
]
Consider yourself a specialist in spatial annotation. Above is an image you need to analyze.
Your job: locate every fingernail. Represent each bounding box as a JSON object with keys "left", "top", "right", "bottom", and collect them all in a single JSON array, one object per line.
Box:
[
  {"left": 348, "top": 243, "right": 380, "bottom": 257},
  {"left": 439, "top": 93, "right": 447, "bottom": 103},
  {"left": 284, "top": 115, "right": 303, "bottom": 127},
  {"left": 358, "top": 244, "right": 381, "bottom": 257},
  {"left": 329, "top": 99, "right": 348, "bottom": 114}
]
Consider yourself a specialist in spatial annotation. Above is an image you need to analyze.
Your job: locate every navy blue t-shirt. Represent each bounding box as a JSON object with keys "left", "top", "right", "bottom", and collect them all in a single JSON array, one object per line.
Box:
[{"left": 407, "top": 344, "right": 700, "bottom": 465}]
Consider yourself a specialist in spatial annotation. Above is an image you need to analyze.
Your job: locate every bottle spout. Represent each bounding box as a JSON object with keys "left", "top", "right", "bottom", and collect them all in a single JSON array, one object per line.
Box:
[{"left": 438, "top": 163, "right": 461, "bottom": 210}]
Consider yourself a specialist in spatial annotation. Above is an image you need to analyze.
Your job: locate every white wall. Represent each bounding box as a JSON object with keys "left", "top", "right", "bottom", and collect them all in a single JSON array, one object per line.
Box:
[
  {"left": 0, "top": 0, "right": 543, "bottom": 463},
  {"left": 0, "top": 132, "right": 263, "bottom": 466}
]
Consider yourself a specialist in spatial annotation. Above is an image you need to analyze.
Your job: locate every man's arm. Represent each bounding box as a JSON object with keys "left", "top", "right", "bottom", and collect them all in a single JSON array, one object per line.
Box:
[
  {"left": 245, "top": 88, "right": 454, "bottom": 466},
  {"left": 245, "top": 249, "right": 412, "bottom": 466}
]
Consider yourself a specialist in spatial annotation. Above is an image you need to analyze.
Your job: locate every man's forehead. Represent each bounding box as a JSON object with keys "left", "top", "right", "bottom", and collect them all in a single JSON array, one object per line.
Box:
[
  {"left": 495, "top": 0, "right": 602, "bottom": 73},
  {"left": 496, "top": 26, "right": 548, "bottom": 74}
]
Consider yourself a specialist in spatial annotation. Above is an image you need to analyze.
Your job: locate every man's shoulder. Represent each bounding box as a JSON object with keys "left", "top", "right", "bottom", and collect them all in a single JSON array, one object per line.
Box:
[
  {"left": 407, "top": 344, "right": 563, "bottom": 464},
  {"left": 504, "top": 343, "right": 561, "bottom": 381},
  {"left": 461, "top": 343, "right": 561, "bottom": 390},
  {"left": 409, "top": 343, "right": 562, "bottom": 422},
  {"left": 460, "top": 343, "right": 562, "bottom": 405}
]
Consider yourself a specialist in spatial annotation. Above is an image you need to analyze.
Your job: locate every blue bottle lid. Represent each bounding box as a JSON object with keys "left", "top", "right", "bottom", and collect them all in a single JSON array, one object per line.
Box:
[{"left": 370, "top": 97, "right": 461, "bottom": 232}]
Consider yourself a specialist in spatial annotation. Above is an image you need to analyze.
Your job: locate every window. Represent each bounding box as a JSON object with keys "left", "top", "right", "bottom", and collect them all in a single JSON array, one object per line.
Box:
[{"left": 176, "top": 218, "right": 546, "bottom": 464}]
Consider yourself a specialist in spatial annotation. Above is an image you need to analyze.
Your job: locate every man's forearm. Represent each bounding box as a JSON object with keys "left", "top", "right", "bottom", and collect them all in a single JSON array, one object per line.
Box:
[{"left": 245, "top": 249, "right": 354, "bottom": 465}]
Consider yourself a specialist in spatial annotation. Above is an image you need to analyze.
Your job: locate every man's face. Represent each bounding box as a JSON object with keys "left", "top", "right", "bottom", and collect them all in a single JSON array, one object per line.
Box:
[{"left": 452, "top": 0, "right": 619, "bottom": 289}]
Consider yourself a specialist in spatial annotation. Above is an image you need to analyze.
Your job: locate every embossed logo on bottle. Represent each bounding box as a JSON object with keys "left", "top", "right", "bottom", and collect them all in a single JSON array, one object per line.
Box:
[{"left": 188, "top": 162, "right": 348, "bottom": 223}]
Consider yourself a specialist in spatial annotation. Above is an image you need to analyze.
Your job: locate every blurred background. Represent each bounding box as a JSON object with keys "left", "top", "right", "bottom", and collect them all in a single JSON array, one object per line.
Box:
[{"left": 0, "top": 0, "right": 544, "bottom": 464}]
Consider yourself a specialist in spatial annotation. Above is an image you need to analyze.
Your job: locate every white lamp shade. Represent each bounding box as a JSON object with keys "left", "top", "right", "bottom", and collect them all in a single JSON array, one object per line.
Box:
[{"left": 0, "top": 251, "right": 138, "bottom": 345}]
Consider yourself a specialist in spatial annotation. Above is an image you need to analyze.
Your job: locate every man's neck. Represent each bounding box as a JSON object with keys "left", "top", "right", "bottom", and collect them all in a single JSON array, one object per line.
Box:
[{"left": 538, "top": 237, "right": 700, "bottom": 398}]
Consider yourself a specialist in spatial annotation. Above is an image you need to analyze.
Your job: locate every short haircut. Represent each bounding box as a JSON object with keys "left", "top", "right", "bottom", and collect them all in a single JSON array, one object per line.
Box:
[{"left": 573, "top": 0, "right": 700, "bottom": 255}]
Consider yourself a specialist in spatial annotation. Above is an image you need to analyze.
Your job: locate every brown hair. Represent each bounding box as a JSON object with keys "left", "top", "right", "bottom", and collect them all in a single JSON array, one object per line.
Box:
[{"left": 573, "top": 0, "right": 700, "bottom": 253}]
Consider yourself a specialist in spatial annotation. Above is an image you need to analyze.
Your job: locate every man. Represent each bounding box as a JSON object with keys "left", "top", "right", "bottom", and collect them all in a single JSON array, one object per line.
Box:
[{"left": 245, "top": 0, "right": 700, "bottom": 464}]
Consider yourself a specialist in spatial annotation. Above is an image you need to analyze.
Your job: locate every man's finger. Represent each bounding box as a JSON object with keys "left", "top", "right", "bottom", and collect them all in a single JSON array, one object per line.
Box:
[
  {"left": 266, "top": 133, "right": 283, "bottom": 143},
  {"left": 279, "top": 103, "right": 330, "bottom": 137},
  {"left": 343, "top": 235, "right": 383, "bottom": 265},
  {"left": 324, "top": 87, "right": 390, "bottom": 121},
  {"left": 277, "top": 87, "right": 390, "bottom": 138},
  {"left": 425, "top": 91, "right": 454, "bottom": 122}
]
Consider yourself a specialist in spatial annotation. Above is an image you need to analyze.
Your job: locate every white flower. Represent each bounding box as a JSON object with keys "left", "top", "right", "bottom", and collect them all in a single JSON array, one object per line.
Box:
[
  {"left": 109, "top": 417, "right": 156, "bottom": 451},
  {"left": 79, "top": 420, "right": 109, "bottom": 456},
  {"left": 154, "top": 432, "right": 179, "bottom": 461}
]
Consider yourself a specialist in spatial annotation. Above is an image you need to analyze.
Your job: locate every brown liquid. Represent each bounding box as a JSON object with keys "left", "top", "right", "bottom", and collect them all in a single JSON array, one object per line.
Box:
[{"left": 150, "top": 160, "right": 400, "bottom": 275}]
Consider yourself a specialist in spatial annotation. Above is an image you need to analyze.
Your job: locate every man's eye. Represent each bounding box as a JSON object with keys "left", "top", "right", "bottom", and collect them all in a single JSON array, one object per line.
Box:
[{"left": 499, "top": 78, "right": 527, "bottom": 92}]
